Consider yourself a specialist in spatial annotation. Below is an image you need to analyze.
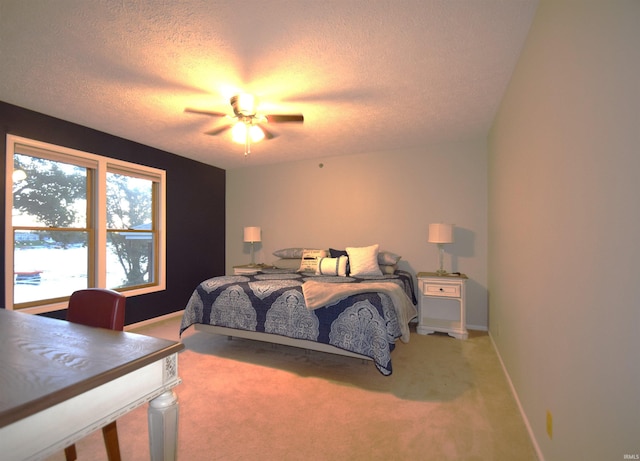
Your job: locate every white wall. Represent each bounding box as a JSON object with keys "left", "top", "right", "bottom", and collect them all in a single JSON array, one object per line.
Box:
[
  {"left": 489, "top": 1, "right": 640, "bottom": 460},
  {"left": 227, "top": 140, "right": 489, "bottom": 329}
]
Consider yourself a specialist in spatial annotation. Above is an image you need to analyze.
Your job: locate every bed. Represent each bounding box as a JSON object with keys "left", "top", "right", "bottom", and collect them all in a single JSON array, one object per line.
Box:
[{"left": 180, "top": 261, "right": 418, "bottom": 375}]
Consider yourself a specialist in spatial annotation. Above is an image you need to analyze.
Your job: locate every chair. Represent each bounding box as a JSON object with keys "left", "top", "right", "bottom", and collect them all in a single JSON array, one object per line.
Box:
[{"left": 64, "top": 288, "right": 126, "bottom": 461}]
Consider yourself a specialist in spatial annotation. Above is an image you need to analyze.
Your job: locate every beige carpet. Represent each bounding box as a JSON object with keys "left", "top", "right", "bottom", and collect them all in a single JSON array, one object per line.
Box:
[{"left": 45, "top": 316, "right": 538, "bottom": 461}]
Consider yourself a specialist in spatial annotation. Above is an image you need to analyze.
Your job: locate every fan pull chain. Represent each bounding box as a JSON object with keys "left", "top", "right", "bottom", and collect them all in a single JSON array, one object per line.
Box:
[{"left": 244, "top": 122, "right": 251, "bottom": 157}]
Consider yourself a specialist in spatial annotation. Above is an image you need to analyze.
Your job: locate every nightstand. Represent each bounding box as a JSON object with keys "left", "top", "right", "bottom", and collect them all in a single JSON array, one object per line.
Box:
[
  {"left": 416, "top": 272, "right": 468, "bottom": 340},
  {"left": 233, "top": 264, "right": 273, "bottom": 275}
]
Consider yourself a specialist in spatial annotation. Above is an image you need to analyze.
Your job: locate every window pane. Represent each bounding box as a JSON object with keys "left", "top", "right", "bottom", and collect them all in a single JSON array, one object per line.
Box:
[
  {"left": 14, "top": 231, "right": 88, "bottom": 304},
  {"left": 107, "top": 172, "right": 152, "bottom": 230},
  {"left": 106, "top": 172, "right": 155, "bottom": 290},
  {"left": 13, "top": 153, "right": 87, "bottom": 228},
  {"left": 107, "top": 231, "right": 155, "bottom": 288}
]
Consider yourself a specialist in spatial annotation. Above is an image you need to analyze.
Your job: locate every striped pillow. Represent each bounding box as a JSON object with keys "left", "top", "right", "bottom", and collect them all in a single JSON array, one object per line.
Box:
[{"left": 316, "top": 256, "right": 348, "bottom": 276}]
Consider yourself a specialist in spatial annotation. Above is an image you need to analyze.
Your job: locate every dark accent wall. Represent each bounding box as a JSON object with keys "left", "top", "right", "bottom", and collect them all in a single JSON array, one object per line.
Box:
[{"left": 0, "top": 101, "right": 226, "bottom": 324}]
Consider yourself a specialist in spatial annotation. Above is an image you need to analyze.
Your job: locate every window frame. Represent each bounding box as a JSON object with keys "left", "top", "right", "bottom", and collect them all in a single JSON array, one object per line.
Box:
[{"left": 5, "top": 134, "right": 166, "bottom": 313}]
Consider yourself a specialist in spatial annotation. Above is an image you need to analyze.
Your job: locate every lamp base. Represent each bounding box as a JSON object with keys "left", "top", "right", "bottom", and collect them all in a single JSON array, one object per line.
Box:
[
  {"left": 436, "top": 244, "right": 448, "bottom": 275},
  {"left": 249, "top": 243, "right": 256, "bottom": 266}
]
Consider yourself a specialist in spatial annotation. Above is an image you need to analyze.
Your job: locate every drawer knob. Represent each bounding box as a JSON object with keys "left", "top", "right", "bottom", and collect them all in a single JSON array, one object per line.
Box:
[{"left": 439, "top": 288, "right": 444, "bottom": 292}]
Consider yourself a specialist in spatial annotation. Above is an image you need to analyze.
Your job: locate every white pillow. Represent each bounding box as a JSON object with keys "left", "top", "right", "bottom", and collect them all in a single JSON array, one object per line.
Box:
[
  {"left": 298, "top": 249, "right": 328, "bottom": 272},
  {"left": 346, "top": 244, "right": 383, "bottom": 276},
  {"left": 316, "top": 256, "right": 348, "bottom": 276}
]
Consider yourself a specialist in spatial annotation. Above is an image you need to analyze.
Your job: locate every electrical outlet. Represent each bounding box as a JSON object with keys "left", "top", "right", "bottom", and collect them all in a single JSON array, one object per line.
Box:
[{"left": 546, "top": 410, "right": 553, "bottom": 439}]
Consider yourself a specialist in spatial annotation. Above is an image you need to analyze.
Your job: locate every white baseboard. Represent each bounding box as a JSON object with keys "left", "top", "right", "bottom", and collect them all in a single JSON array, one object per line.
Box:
[
  {"left": 467, "top": 323, "right": 488, "bottom": 331},
  {"left": 489, "top": 332, "right": 544, "bottom": 461},
  {"left": 124, "top": 310, "right": 184, "bottom": 331}
]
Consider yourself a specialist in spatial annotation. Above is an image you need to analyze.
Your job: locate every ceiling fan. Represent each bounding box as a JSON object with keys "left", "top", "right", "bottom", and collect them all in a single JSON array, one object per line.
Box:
[{"left": 185, "top": 94, "right": 304, "bottom": 156}]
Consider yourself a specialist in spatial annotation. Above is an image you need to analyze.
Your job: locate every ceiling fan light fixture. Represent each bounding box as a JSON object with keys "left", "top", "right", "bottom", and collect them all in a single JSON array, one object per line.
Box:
[
  {"left": 231, "top": 122, "right": 265, "bottom": 144},
  {"left": 250, "top": 125, "right": 265, "bottom": 142},
  {"left": 231, "top": 122, "right": 246, "bottom": 143}
]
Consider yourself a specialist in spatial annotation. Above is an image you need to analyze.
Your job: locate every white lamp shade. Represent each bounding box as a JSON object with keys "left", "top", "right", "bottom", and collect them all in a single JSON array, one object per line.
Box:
[
  {"left": 243, "top": 226, "right": 261, "bottom": 242},
  {"left": 428, "top": 223, "right": 454, "bottom": 244}
]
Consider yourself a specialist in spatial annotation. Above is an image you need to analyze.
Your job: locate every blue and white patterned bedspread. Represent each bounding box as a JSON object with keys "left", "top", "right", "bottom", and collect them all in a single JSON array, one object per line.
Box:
[{"left": 180, "top": 270, "right": 417, "bottom": 375}]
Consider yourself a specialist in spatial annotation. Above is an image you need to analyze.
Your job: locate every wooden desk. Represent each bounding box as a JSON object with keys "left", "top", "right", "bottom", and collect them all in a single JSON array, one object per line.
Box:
[{"left": 0, "top": 309, "right": 184, "bottom": 461}]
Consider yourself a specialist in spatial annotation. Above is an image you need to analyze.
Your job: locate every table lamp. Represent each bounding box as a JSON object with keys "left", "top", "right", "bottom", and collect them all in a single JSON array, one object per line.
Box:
[
  {"left": 243, "top": 226, "right": 261, "bottom": 266},
  {"left": 428, "top": 223, "right": 454, "bottom": 275}
]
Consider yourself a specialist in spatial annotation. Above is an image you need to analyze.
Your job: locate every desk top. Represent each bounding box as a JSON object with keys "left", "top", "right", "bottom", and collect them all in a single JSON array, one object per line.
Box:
[{"left": 0, "top": 308, "right": 184, "bottom": 428}]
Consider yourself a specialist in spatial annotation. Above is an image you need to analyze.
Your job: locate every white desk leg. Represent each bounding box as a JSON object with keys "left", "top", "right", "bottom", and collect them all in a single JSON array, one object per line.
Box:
[{"left": 148, "top": 390, "right": 179, "bottom": 461}]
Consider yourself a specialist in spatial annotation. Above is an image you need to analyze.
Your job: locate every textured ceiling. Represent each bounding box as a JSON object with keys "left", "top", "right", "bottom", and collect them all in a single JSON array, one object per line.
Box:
[{"left": 0, "top": 0, "right": 538, "bottom": 170}]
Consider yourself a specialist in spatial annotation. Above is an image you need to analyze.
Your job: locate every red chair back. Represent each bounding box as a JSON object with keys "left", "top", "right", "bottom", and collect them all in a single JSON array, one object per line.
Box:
[{"left": 66, "top": 288, "right": 126, "bottom": 331}]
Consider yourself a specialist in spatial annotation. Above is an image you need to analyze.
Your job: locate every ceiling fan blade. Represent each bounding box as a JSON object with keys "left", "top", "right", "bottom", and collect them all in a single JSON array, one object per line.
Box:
[
  {"left": 204, "top": 125, "right": 232, "bottom": 136},
  {"left": 258, "top": 125, "right": 277, "bottom": 140},
  {"left": 185, "top": 108, "right": 227, "bottom": 117},
  {"left": 265, "top": 114, "right": 304, "bottom": 123}
]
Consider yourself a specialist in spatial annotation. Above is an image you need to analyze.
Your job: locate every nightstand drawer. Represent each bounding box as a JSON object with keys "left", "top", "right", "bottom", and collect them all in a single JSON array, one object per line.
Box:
[{"left": 422, "top": 283, "right": 461, "bottom": 298}]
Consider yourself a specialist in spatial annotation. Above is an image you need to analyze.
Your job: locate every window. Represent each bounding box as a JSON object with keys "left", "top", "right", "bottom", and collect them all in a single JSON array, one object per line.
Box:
[{"left": 5, "top": 135, "right": 166, "bottom": 312}]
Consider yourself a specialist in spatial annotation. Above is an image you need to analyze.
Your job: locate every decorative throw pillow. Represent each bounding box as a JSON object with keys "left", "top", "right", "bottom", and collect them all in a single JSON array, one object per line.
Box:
[
  {"left": 346, "top": 244, "right": 382, "bottom": 276},
  {"left": 298, "top": 249, "right": 328, "bottom": 272},
  {"left": 316, "top": 256, "right": 348, "bottom": 276},
  {"left": 329, "top": 248, "right": 350, "bottom": 274}
]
